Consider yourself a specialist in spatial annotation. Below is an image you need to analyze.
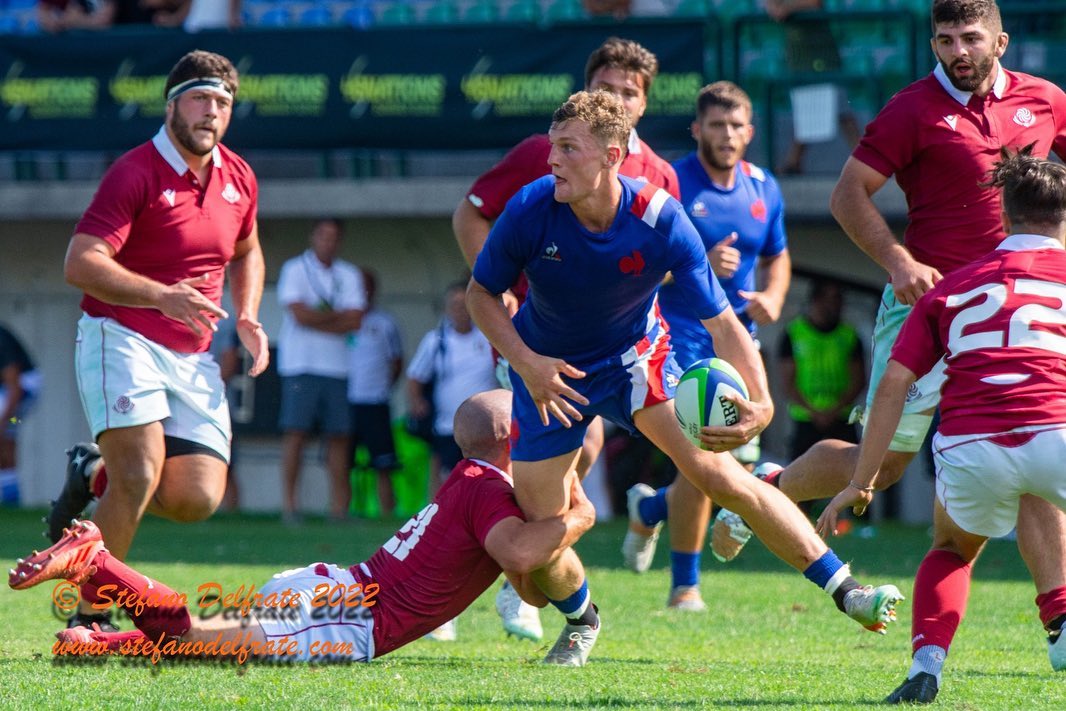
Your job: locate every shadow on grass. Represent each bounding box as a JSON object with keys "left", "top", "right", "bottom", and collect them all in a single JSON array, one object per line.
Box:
[{"left": 0, "top": 507, "right": 1033, "bottom": 582}]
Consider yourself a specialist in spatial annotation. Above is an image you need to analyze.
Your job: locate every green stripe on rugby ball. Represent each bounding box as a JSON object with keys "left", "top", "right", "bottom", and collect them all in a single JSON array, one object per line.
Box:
[{"left": 674, "top": 357, "right": 749, "bottom": 449}]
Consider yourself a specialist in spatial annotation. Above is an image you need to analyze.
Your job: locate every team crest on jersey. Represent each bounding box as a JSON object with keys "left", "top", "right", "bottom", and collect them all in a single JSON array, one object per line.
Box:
[
  {"left": 162, "top": 189, "right": 176, "bottom": 207},
  {"left": 221, "top": 182, "right": 241, "bottom": 204},
  {"left": 113, "top": 396, "right": 135, "bottom": 414},
  {"left": 691, "top": 201, "right": 709, "bottom": 218},
  {"left": 750, "top": 199, "right": 767, "bottom": 222},
  {"left": 943, "top": 114, "right": 959, "bottom": 131},
  {"left": 541, "top": 242, "right": 562, "bottom": 262},
  {"left": 619, "top": 250, "right": 645, "bottom": 276},
  {"left": 1013, "top": 107, "right": 1035, "bottom": 127}
]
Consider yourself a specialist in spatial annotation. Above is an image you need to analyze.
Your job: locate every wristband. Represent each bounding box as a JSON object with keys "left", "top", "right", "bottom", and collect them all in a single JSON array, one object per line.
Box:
[{"left": 848, "top": 481, "right": 875, "bottom": 493}]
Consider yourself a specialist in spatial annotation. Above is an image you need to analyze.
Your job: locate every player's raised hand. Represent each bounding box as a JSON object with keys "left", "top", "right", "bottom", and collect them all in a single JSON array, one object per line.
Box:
[
  {"left": 513, "top": 353, "right": 588, "bottom": 427},
  {"left": 157, "top": 274, "right": 228, "bottom": 336},
  {"left": 889, "top": 257, "right": 942, "bottom": 306},
  {"left": 737, "top": 289, "right": 783, "bottom": 326},
  {"left": 708, "top": 233, "right": 741, "bottom": 278},
  {"left": 816, "top": 484, "right": 874, "bottom": 539},
  {"left": 236, "top": 316, "right": 270, "bottom": 376},
  {"left": 697, "top": 392, "right": 771, "bottom": 452}
]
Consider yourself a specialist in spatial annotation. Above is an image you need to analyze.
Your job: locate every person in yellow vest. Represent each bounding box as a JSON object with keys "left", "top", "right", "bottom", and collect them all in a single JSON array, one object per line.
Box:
[{"left": 778, "top": 278, "right": 865, "bottom": 461}]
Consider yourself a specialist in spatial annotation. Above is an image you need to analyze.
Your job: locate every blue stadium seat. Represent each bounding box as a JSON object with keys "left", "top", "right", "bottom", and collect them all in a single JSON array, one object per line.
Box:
[
  {"left": 675, "top": 0, "right": 711, "bottom": 17},
  {"left": 299, "top": 3, "right": 335, "bottom": 26},
  {"left": 257, "top": 6, "right": 293, "bottom": 27},
  {"left": 0, "top": 15, "right": 18, "bottom": 35},
  {"left": 344, "top": 2, "right": 375, "bottom": 28}
]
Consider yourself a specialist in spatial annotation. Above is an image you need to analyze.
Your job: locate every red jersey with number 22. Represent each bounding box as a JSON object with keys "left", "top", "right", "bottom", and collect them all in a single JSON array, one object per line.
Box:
[
  {"left": 354, "top": 459, "right": 524, "bottom": 657},
  {"left": 892, "top": 234, "right": 1066, "bottom": 435}
]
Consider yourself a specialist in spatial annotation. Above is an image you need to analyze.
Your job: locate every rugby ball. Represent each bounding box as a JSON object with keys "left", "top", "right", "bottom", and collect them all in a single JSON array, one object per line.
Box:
[{"left": 674, "top": 357, "right": 749, "bottom": 448}]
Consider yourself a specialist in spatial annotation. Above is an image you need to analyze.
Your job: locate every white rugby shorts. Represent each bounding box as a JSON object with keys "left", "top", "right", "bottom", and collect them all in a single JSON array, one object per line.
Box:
[
  {"left": 74, "top": 315, "right": 231, "bottom": 461},
  {"left": 933, "top": 424, "right": 1066, "bottom": 538},
  {"left": 252, "top": 563, "right": 375, "bottom": 662}
]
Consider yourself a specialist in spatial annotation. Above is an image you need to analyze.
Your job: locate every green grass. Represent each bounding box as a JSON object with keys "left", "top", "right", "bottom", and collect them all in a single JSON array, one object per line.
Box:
[{"left": 1, "top": 507, "right": 1060, "bottom": 709}]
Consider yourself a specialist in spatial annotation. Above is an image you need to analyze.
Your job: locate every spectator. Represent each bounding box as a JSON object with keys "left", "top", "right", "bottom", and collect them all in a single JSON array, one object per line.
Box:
[
  {"left": 36, "top": 0, "right": 111, "bottom": 31},
  {"left": 778, "top": 278, "right": 865, "bottom": 461},
  {"left": 346, "top": 268, "right": 404, "bottom": 518},
  {"left": 276, "top": 219, "right": 366, "bottom": 524},
  {"left": 406, "top": 282, "right": 497, "bottom": 497},
  {"left": 0, "top": 323, "right": 40, "bottom": 506},
  {"left": 764, "top": 0, "right": 860, "bottom": 174},
  {"left": 150, "top": 0, "right": 242, "bottom": 31}
]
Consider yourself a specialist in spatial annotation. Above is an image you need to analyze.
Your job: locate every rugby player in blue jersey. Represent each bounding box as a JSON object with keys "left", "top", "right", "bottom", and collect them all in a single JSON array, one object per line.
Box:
[
  {"left": 467, "top": 90, "right": 901, "bottom": 667},
  {"left": 623, "top": 82, "right": 792, "bottom": 610}
]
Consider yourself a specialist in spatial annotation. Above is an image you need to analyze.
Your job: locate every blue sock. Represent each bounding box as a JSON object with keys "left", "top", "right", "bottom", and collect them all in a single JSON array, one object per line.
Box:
[
  {"left": 803, "top": 550, "right": 846, "bottom": 590},
  {"left": 637, "top": 487, "right": 669, "bottom": 527},
  {"left": 670, "top": 551, "right": 700, "bottom": 589},
  {"left": 548, "top": 579, "right": 590, "bottom": 618}
]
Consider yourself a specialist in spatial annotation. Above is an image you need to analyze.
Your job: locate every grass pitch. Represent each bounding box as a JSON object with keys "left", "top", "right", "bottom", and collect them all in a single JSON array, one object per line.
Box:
[{"left": 1, "top": 507, "right": 1061, "bottom": 709}]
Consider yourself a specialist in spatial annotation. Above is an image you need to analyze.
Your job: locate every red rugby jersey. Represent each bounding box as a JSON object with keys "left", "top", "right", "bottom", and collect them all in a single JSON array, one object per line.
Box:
[
  {"left": 892, "top": 234, "right": 1066, "bottom": 435},
  {"left": 355, "top": 459, "right": 524, "bottom": 658},
  {"left": 853, "top": 65, "right": 1066, "bottom": 275},
  {"left": 76, "top": 127, "right": 258, "bottom": 353}
]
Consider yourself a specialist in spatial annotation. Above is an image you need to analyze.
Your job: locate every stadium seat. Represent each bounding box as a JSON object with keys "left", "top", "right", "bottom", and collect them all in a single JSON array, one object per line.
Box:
[
  {"left": 343, "top": 2, "right": 375, "bottom": 28},
  {"left": 504, "top": 0, "right": 539, "bottom": 22},
  {"left": 423, "top": 1, "right": 459, "bottom": 24},
  {"left": 464, "top": 0, "right": 498, "bottom": 23},
  {"left": 378, "top": 1, "right": 415, "bottom": 25},
  {"left": 0, "top": 15, "right": 18, "bottom": 35},
  {"left": 257, "top": 6, "right": 292, "bottom": 27},
  {"left": 542, "top": 0, "right": 585, "bottom": 22},
  {"left": 298, "top": 3, "right": 335, "bottom": 26},
  {"left": 675, "top": 0, "right": 711, "bottom": 17}
]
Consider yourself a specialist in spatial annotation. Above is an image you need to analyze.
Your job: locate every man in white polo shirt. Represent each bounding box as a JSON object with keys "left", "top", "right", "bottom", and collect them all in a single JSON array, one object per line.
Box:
[{"left": 277, "top": 219, "right": 366, "bottom": 523}]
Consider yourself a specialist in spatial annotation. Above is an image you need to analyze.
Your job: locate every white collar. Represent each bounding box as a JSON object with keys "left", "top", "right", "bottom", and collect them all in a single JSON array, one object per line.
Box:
[
  {"left": 933, "top": 62, "right": 1007, "bottom": 106},
  {"left": 303, "top": 249, "right": 335, "bottom": 270},
  {"left": 628, "top": 128, "right": 641, "bottom": 155},
  {"left": 151, "top": 125, "right": 222, "bottom": 176},
  {"left": 998, "top": 233, "right": 1065, "bottom": 252},
  {"left": 470, "top": 458, "right": 513, "bottom": 486}
]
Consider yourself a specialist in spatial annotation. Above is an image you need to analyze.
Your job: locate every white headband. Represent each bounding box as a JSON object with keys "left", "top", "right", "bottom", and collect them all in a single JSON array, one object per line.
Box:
[{"left": 166, "top": 76, "right": 234, "bottom": 103}]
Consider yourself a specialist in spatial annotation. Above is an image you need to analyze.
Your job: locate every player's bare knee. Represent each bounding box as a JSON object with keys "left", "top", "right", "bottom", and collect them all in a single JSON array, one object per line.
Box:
[
  {"left": 160, "top": 489, "right": 222, "bottom": 522},
  {"left": 104, "top": 467, "right": 158, "bottom": 502}
]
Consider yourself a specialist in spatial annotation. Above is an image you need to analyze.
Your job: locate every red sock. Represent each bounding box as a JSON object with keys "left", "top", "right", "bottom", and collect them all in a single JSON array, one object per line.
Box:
[
  {"left": 1035, "top": 586, "right": 1066, "bottom": 629},
  {"left": 762, "top": 469, "right": 782, "bottom": 488},
  {"left": 91, "top": 465, "right": 108, "bottom": 499},
  {"left": 91, "top": 629, "right": 148, "bottom": 653},
  {"left": 82, "top": 550, "right": 191, "bottom": 639},
  {"left": 911, "top": 549, "right": 972, "bottom": 654}
]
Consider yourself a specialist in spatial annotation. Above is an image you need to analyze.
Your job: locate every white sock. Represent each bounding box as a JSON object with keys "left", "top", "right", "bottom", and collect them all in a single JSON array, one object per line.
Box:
[{"left": 909, "top": 644, "right": 947, "bottom": 684}]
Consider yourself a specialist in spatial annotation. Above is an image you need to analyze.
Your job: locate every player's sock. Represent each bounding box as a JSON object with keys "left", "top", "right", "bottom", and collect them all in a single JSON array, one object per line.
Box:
[
  {"left": 1036, "top": 586, "right": 1066, "bottom": 631},
  {"left": 911, "top": 549, "right": 972, "bottom": 653},
  {"left": 760, "top": 468, "right": 782, "bottom": 488},
  {"left": 81, "top": 550, "right": 191, "bottom": 639},
  {"left": 549, "top": 579, "right": 599, "bottom": 628},
  {"left": 637, "top": 487, "right": 669, "bottom": 527},
  {"left": 90, "top": 464, "right": 108, "bottom": 499},
  {"left": 803, "top": 550, "right": 860, "bottom": 611},
  {"left": 908, "top": 644, "right": 947, "bottom": 684},
  {"left": 670, "top": 551, "right": 700, "bottom": 589}
]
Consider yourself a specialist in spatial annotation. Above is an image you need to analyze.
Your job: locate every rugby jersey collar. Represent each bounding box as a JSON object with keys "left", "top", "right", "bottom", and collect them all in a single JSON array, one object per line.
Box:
[
  {"left": 470, "top": 458, "right": 513, "bottom": 486},
  {"left": 998, "top": 233, "right": 1065, "bottom": 252},
  {"left": 933, "top": 62, "right": 1006, "bottom": 106},
  {"left": 151, "top": 125, "right": 223, "bottom": 176}
]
